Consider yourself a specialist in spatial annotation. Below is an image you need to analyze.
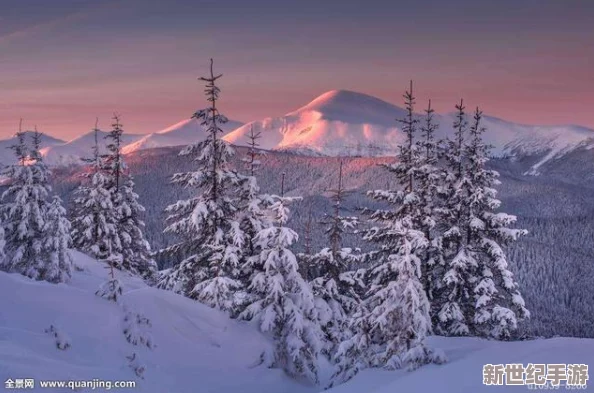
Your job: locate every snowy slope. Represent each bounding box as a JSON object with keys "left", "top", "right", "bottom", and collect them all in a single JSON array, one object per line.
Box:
[
  {"left": 328, "top": 336, "right": 594, "bottom": 393},
  {"left": 1, "top": 251, "right": 594, "bottom": 392},
  {"left": 0, "top": 251, "right": 313, "bottom": 393},
  {"left": 437, "top": 114, "right": 594, "bottom": 175},
  {"left": 0, "top": 131, "right": 65, "bottom": 166},
  {"left": 40, "top": 130, "right": 145, "bottom": 166},
  {"left": 223, "top": 89, "right": 594, "bottom": 173},
  {"left": 121, "top": 118, "right": 243, "bottom": 155}
]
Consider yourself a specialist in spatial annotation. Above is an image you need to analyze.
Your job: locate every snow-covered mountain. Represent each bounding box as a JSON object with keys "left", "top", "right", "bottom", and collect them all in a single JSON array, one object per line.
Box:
[
  {"left": 0, "top": 117, "right": 243, "bottom": 166},
  {"left": 224, "top": 90, "right": 408, "bottom": 156},
  {"left": 437, "top": 114, "right": 594, "bottom": 175},
  {"left": 224, "top": 89, "right": 594, "bottom": 174},
  {"left": 121, "top": 117, "right": 243, "bottom": 155},
  {"left": 2, "top": 90, "right": 592, "bottom": 173},
  {"left": 2, "top": 250, "right": 593, "bottom": 393},
  {"left": 41, "top": 130, "right": 146, "bottom": 166},
  {"left": 0, "top": 131, "right": 65, "bottom": 166}
]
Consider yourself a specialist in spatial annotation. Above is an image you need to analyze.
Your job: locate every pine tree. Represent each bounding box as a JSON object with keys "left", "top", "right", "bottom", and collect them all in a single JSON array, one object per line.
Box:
[
  {"left": 158, "top": 59, "right": 245, "bottom": 312},
  {"left": 101, "top": 115, "right": 157, "bottom": 281},
  {"left": 239, "top": 194, "right": 323, "bottom": 384},
  {"left": 235, "top": 126, "right": 273, "bottom": 313},
  {"left": 310, "top": 161, "right": 364, "bottom": 353},
  {"left": 70, "top": 123, "right": 121, "bottom": 265},
  {"left": 103, "top": 114, "right": 125, "bottom": 193},
  {"left": 43, "top": 196, "right": 73, "bottom": 283},
  {"left": 296, "top": 207, "right": 316, "bottom": 280},
  {"left": 118, "top": 177, "right": 158, "bottom": 282},
  {"left": 96, "top": 260, "right": 123, "bottom": 303},
  {"left": 416, "top": 100, "right": 447, "bottom": 315},
  {"left": 435, "top": 99, "right": 475, "bottom": 336},
  {"left": 335, "top": 82, "right": 440, "bottom": 381},
  {"left": 0, "top": 130, "right": 53, "bottom": 281},
  {"left": 464, "top": 108, "right": 530, "bottom": 339}
]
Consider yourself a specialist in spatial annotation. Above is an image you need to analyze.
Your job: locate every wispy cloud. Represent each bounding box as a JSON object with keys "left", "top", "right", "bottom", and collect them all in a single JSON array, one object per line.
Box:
[{"left": 0, "top": 10, "right": 89, "bottom": 45}]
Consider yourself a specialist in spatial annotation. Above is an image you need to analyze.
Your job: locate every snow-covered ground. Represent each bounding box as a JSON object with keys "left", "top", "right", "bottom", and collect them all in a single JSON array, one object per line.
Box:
[{"left": 1, "top": 251, "right": 592, "bottom": 392}]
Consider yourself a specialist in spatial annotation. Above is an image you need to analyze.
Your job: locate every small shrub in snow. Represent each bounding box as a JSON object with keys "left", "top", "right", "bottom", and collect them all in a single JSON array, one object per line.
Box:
[
  {"left": 123, "top": 308, "right": 154, "bottom": 349},
  {"left": 96, "top": 277, "right": 123, "bottom": 303},
  {"left": 44, "top": 324, "right": 71, "bottom": 350},
  {"left": 126, "top": 353, "right": 146, "bottom": 379}
]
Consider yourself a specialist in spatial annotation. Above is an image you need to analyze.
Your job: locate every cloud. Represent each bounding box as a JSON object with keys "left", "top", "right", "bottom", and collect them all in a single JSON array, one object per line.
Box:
[{"left": 0, "top": 10, "right": 91, "bottom": 45}]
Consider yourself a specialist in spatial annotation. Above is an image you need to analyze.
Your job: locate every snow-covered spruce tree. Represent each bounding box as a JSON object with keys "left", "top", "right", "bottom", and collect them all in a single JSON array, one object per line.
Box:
[
  {"left": 239, "top": 194, "right": 323, "bottom": 384},
  {"left": 118, "top": 177, "right": 158, "bottom": 283},
  {"left": 234, "top": 125, "right": 274, "bottom": 311},
  {"left": 101, "top": 114, "right": 126, "bottom": 271},
  {"left": 416, "top": 100, "right": 447, "bottom": 312},
  {"left": 70, "top": 124, "right": 121, "bottom": 265},
  {"left": 335, "top": 82, "right": 441, "bottom": 382},
  {"left": 463, "top": 107, "right": 529, "bottom": 339},
  {"left": 434, "top": 99, "right": 475, "bottom": 336},
  {"left": 309, "top": 161, "right": 364, "bottom": 354},
  {"left": 296, "top": 208, "right": 317, "bottom": 281},
  {"left": 0, "top": 130, "right": 54, "bottom": 281},
  {"left": 43, "top": 196, "right": 73, "bottom": 283},
  {"left": 158, "top": 59, "right": 245, "bottom": 313},
  {"left": 96, "top": 259, "right": 123, "bottom": 303},
  {"left": 103, "top": 115, "right": 158, "bottom": 281}
]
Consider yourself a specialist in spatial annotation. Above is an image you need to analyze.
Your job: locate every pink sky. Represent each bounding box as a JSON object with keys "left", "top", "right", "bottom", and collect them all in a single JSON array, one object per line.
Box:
[{"left": 2, "top": 0, "right": 593, "bottom": 140}]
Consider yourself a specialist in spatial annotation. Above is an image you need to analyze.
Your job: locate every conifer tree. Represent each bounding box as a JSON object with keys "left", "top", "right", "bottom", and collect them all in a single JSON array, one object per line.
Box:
[
  {"left": 235, "top": 126, "right": 273, "bottom": 312},
  {"left": 435, "top": 99, "right": 475, "bottom": 336},
  {"left": 96, "top": 258, "right": 123, "bottom": 303},
  {"left": 309, "top": 162, "right": 364, "bottom": 353},
  {"left": 416, "top": 100, "right": 446, "bottom": 310},
  {"left": 335, "top": 82, "right": 441, "bottom": 381},
  {"left": 1, "top": 130, "right": 51, "bottom": 280},
  {"left": 118, "top": 177, "right": 158, "bottom": 282},
  {"left": 70, "top": 123, "right": 121, "bottom": 264},
  {"left": 239, "top": 193, "right": 323, "bottom": 384},
  {"left": 43, "top": 196, "right": 73, "bottom": 283},
  {"left": 158, "top": 59, "right": 245, "bottom": 312},
  {"left": 102, "top": 115, "right": 157, "bottom": 281},
  {"left": 296, "top": 207, "right": 316, "bottom": 280},
  {"left": 463, "top": 108, "right": 529, "bottom": 338}
]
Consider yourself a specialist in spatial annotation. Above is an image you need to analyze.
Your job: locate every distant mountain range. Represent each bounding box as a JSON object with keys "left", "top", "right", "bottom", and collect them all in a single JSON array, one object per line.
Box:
[{"left": 2, "top": 89, "right": 593, "bottom": 175}]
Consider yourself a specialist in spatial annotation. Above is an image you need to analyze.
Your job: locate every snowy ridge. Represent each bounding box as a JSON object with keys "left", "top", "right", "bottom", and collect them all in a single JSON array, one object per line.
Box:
[
  {"left": 0, "top": 131, "right": 64, "bottom": 166},
  {"left": 1, "top": 251, "right": 593, "bottom": 392},
  {"left": 121, "top": 117, "right": 243, "bottom": 155},
  {"left": 0, "top": 118, "right": 243, "bottom": 166},
  {"left": 40, "top": 130, "right": 145, "bottom": 166},
  {"left": 223, "top": 90, "right": 594, "bottom": 174},
  {"left": 436, "top": 114, "right": 594, "bottom": 176}
]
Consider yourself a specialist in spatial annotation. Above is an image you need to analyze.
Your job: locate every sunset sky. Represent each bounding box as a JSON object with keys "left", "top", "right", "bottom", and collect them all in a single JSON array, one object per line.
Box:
[{"left": 2, "top": 0, "right": 593, "bottom": 140}]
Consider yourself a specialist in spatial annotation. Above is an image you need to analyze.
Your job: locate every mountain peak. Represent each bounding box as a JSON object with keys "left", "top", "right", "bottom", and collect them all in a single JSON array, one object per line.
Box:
[{"left": 298, "top": 89, "right": 400, "bottom": 115}]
